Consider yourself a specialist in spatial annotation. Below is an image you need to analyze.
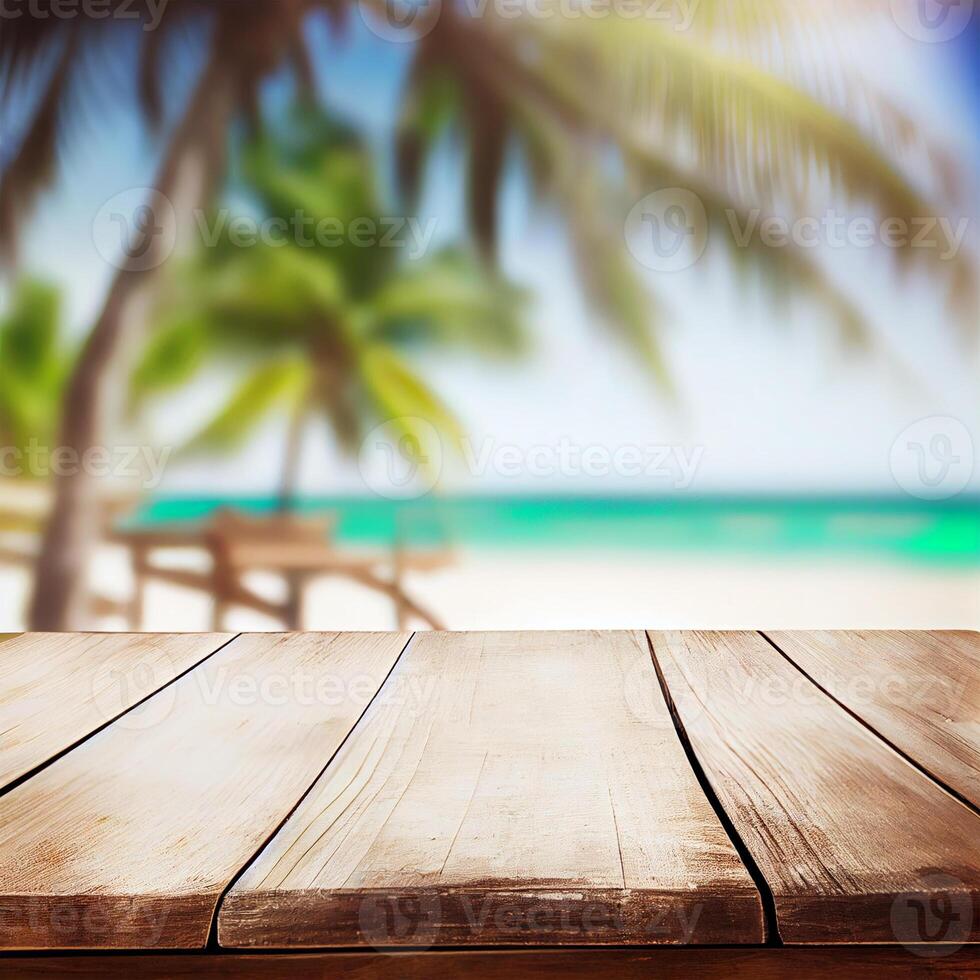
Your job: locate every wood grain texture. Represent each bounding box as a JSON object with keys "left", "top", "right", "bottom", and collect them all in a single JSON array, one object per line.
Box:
[
  {"left": 649, "top": 630, "right": 980, "bottom": 944},
  {"left": 220, "top": 630, "right": 764, "bottom": 948},
  {"left": 0, "top": 633, "right": 235, "bottom": 790},
  {"left": 5, "top": 948, "right": 979, "bottom": 980},
  {"left": 0, "top": 632, "right": 410, "bottom": 950},
  {"left": 767, "top": 631, "right": 980, "bottom": 808}
]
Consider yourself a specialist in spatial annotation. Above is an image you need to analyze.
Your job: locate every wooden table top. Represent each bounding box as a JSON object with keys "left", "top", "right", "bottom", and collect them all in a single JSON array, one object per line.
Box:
[{"left": 0, "top": 630, "right": 977, "bottom": 968}]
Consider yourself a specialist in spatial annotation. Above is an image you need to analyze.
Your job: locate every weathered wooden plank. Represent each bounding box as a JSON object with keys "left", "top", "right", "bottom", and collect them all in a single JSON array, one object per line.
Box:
[
  {"left": 649, "top": 630, "right": 980, "bottom": 944},
  {"left": 220, "top": 630, "right": 764, "bottom": 948},
  {"left": 0, "top": 632, "right": 410, "bottom": 950},
  {"left": 0, "top": 633, "right": 235, "bottom": 790},
  {"left": 767, "top": 631, "right": 980, "bottom": 808},
  {"left": 5, "top": 947, "right": 979, "bottom": 979}
]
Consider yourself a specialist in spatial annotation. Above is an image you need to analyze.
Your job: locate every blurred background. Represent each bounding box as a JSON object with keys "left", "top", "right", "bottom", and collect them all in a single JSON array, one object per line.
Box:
[{"left": 0, "top": 0, "right": 977, "bottom": 633}]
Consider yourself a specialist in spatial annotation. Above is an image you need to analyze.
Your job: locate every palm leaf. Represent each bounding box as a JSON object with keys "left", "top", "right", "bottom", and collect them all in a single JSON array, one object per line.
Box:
[
  {"left": 182, "top": 358, "right": 310, "bottom": 455},
  {"left": 464, "top": 82, "right": 508, "bottom": 261},
  {"left": 191, "top": 245, "right": 347, "bottom": 335},
  {"left": 394, "top": 31, "right": 466, "bottom": 210},
  {"left": 128, "top": 313, "right": 210, "bottom": 409},
  {"left": 368, "top": 248, "right": 528, "bottom": 355},
  {"left": 521, "top": 16, "right": 929, "bottom": 223},
  {"left": 560, "top": 164, "right": 674, "bottom": 389},
  {"left": 357, "top": 343, "right": 464, "bottom": 452},
  {"left": 0, "top": 28, "right": 81, "bottom": 263}
]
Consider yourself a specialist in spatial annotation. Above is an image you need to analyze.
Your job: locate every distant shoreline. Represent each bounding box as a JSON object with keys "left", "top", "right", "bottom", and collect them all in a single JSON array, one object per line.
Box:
[{"left": 123, "top": 494, "right": 980, "bottom": 565}]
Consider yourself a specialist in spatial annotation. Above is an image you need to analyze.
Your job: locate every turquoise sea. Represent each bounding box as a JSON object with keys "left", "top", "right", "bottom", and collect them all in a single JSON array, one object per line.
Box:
[{"left": 125, "top": 496, "right": 980, "bottom": 566}]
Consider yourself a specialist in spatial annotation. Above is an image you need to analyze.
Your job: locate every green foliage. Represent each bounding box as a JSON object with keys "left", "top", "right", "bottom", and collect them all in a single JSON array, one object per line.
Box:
[
  {"left": 369, "top": 250, "right": 528, "bottom": 356},
  {"left": 0, "top": 280, "right": 72, "bottom": 471}
]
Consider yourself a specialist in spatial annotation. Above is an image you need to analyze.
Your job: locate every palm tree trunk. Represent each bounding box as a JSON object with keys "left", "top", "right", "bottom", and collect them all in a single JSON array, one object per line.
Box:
[
  {"left": 28, "top": 50, "right": 239, "bottom": 631},
  {"left": 278, "top": 389, "right": 313, "bottom": 630},
  {"left": 277, "top": 391, "right": 311, "bottom": 514}
]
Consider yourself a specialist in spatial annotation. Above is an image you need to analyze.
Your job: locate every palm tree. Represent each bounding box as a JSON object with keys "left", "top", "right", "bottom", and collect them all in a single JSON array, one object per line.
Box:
[
  {"left": 2, "top": 0, "right": 339, "bottom": 627},
  {"left": 129, "top": 110, "right": 527, "bottom": 507},
  {"left": 1, "top": 1, "right": 971, "bottom": 627}
]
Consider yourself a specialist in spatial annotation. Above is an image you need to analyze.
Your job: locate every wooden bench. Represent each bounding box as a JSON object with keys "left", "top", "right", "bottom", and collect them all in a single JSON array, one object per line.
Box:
[
  {"left": 0, "top": 630, "right": 977, "bottom": 976},
  {"left": 111, "top": 509, "right": 452, "bottom": 630}
]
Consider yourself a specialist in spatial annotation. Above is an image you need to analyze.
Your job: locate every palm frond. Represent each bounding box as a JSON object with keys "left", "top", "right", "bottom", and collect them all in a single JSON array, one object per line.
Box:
[
  {"left": 0, "top": 11, "right": 70, "bottom": 96},
  {"left": 394, "top": 21, "right": 513, "bottom": 258},
  {"left": 193, "top": 244, "right": 347, "bottom": 333},
  {"left": 357, "top": 343, "right": 464, "bottom": 452},
  {"left": 137, "top": 3, "right": 212, "bottom": 130},
  {"left": 550, "top": 147, "right": 674, "bottom": 387},
  {"left": 495, "top": 17, "right": 975, "bottom": 332},
  {"left": 524, "top": 16, "right": 930, "bottom": 222},
  {"left": 182, "top": 358, "right": 310, "bottom": 455},
  {"left": 368, "top": 248, "right": 528, "bottom": 355},
  {"left": 625, "top": 150, "right": 879, "bottom": 353},
  {"left": 0, "top": 27, "right": 80, "bottom": 264},
  {"left": 128, "top": 313, "right": 209, "bottom": 409},
  {"left": 394, "top": 33, "right": 460, "bottom": 210},
  {"left": 464, "top": 81, "right": 508, "bottom": 261}
]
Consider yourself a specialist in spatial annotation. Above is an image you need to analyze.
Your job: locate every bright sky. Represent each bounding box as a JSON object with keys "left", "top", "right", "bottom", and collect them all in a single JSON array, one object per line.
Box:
[{"left": 7, "top": 10, "right": 980, "bottom": 497}]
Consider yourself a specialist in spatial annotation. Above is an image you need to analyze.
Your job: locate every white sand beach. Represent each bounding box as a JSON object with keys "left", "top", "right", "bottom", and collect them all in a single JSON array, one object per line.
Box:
[{"left": 2, "top": 543, "right": 977, "bottom": 632}]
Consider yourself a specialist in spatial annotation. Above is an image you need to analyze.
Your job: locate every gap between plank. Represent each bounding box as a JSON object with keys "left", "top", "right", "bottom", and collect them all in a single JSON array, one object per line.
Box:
[
  {"left": 758, "top": 631, "right": 980, "bottom": 820},
  {"left": 0, "top": 632, "right": 243, "bottom": 800},
  {"left": 204, "top": 631, "right": 420, "bottom": 951},
  {"left": 644, "top": 632, "right": 783, "bottom": 946}
]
